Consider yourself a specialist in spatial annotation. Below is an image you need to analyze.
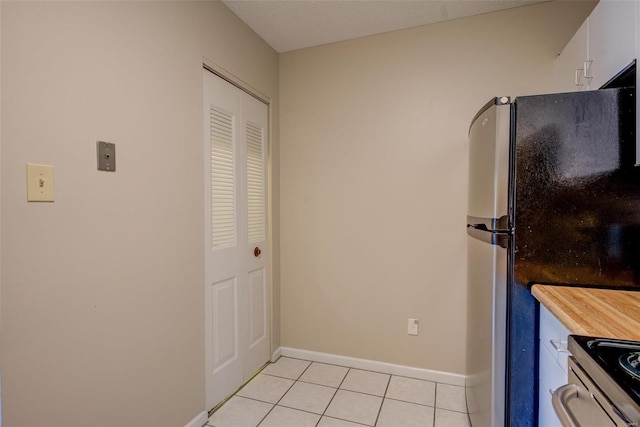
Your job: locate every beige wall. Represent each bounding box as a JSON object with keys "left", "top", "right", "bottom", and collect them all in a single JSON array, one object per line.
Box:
[
  {"left": 0, "top": 2, "right": 279, "bottom": 426},
  {"left": 279, "top": 2, "right": 594, "bottom": 375}
]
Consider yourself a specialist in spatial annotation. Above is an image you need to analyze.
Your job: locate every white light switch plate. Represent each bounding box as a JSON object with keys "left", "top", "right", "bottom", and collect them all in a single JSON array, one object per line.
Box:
[
  {"left": 26, "top": 163, "right": 54, "bottom": 202},
  {"left": 408, "top": 318, "right": 419, "bottom": 336}
]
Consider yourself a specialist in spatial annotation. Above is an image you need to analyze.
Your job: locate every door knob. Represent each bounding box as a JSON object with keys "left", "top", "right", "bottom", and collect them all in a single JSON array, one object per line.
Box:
[{"left": 254, "top": 247, "right": 262, "bottom": 257}]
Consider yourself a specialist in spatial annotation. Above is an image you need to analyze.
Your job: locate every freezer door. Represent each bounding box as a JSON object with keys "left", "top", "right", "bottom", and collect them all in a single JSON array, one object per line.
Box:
[
  {"left": 467, "top": 98, "right": 511, "bottom": 231},
  {"left": 513, "top": 88, "right": 639, "bottom": 289},
  {"left": 466, "top": 232, "right": 507, "bottom": 427}
]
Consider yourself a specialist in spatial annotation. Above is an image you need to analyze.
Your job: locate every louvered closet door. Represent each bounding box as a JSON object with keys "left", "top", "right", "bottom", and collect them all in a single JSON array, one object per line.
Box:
[{"left": 204, "top": 69, "right": 270, "bottom": 410}]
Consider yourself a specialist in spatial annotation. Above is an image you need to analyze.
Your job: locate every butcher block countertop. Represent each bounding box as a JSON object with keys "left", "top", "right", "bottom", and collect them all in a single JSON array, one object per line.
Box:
[{"left": 531, "top": 285, "right": 640, "bottom": 341}]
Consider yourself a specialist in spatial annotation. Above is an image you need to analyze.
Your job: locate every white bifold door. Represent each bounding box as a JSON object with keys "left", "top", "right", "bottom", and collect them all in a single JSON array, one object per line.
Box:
[{"left": 203, "top": 69, "right": 270, "bottom": 410}]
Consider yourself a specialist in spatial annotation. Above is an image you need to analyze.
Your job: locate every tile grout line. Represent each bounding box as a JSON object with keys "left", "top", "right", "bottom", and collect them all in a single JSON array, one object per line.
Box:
[
  {"left": 383, "top": 396, "right": 437, "bottom": 408},
  {"left": 207, "top": 359, "right": 275, "bottom": 424},
  {"left": 371, "top": 374, "right": 392, "bottom": 426},
  {"left": 314, "top": 366, "right": 351, "bottom": 426},
  {"left": 208, "top": 358, "right": 469, "bottom": 427},
  {"left": 315, "top": 364, "right": 384, "bottom": 426},
  {"left": 242, "top": 362, "right": 371, "bottom": 427},
  {"left": 433, "top": 383, "right": 439, "bottom": 427},
  {"left": 256, "top": 360, "right": 314, "bottom": 426}
]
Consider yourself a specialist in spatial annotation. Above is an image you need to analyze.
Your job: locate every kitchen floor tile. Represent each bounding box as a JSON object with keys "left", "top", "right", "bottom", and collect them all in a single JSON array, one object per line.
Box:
[
  {"left": 324, "top": 389, "right": 383, "bottom": 426},
  {"left": 434, "top": 408, "right": 470, "bottom": 427},
  {"left": 207, "top": 396, "right": 273, "bottom": 427},
  {"left": 260, "top": 357, "right": 311, "bottom": 380},
  {"left": 376, "top": 398, "right": 435, "bottom": 427},
  {"left": 257, "top": 405, "right": 320, "bottom": 427},
  {"left": 236, "top": 374, "right": 294, "bottom": 403},
  {"left": 385, "top": 376, "right": 436, "bottom": 406},
  {"left": 435, "top": 383, "right": 467, "bottom": 412},
  {"left": 317, "top": 416, "right": 368, "bottom": 426},
  {"left": 278, "top": 381, "right": 337, "bottom": 414},
  {"left": 299, "top": 362, "right": 349, "bottom": 388},
  {"left": 208, "top": 356, "right": 469, "bottom": 427},
  {"left": 340, "top": 369, "right": 390, "bottom": 396}
]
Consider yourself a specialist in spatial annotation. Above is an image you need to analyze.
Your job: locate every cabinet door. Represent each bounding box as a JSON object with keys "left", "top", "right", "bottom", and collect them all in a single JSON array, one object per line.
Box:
[
  {"left": 538, "top": 345, "right": 565, "bottom": 427},
  {"left": 556, "top": 19, "right": 589, "bottom": 92},
  {"left": 539, "top": 305, "right": 570, "bottom": 372},
  {"left": 538, "top": 305, "right": 571, "bottom": 427},
  {"left": 588, "top": 0, "right": 636, "bottom": 89}
]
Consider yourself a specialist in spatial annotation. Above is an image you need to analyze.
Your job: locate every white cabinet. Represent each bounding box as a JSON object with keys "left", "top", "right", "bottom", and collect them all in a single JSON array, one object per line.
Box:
[
  {"left": 556, "top": 19, "right": 589, "bottom": 92},
  {"left": 556, "top": 0, "right": 636, "bottom": 92},
  {"left": 588, "top": 0, "right": 636, "bottom": 89},
  {"left": 538, "top": 305, "right": 571, "bottom": 427}
]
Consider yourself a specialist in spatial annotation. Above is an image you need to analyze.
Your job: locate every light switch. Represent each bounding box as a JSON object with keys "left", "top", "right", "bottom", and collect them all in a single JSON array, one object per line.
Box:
[
  {"left": 26, "top": 163, "right": 55, "bottom": 202},
  {"left": 408, "top": 318, "right": 419, "bottom": 336}
]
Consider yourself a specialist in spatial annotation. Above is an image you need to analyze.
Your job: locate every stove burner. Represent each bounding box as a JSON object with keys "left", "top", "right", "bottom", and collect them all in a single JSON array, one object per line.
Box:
[{"left": 619, "top": 352, "right": 640, "bottom": 380}]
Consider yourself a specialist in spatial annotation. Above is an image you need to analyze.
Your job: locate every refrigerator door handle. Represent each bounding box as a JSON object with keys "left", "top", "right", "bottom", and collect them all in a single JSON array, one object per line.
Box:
[
  {"left": 467, "top": 224, "right": 509, "bottom": 248},
  {"left": 467, "top": 215, "right": 510, "bottom": 232}
]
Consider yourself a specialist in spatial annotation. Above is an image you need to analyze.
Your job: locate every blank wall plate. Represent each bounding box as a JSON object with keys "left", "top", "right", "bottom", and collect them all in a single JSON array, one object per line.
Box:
[{"left": 26, "top": 163, "right": 55, "bottom": 202}]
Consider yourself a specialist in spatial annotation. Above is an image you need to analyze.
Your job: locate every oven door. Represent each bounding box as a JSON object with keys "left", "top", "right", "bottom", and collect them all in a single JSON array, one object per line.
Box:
[{"left": 552, "top": 357, "right": 623, "bottom": 427}]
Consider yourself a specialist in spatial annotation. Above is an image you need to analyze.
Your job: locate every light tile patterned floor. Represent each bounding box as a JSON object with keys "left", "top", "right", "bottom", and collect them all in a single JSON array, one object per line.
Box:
[{"left": 206, "top": 357, "right": 470, "bottom": 427}]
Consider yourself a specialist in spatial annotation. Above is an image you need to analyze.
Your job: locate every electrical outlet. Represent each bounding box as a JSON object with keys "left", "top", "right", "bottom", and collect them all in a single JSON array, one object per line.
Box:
[{"left": 408, "top": 318, "right": 419, "bottom": 336}]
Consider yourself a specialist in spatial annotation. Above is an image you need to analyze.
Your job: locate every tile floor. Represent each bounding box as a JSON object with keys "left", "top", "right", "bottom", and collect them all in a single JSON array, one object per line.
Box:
[{"left": 206, "top": 357, "right": 470, "bottom": 427}]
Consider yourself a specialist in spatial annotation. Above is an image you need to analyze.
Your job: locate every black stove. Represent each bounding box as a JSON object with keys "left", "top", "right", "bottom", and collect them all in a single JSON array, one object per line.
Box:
[
  {"left": 568, "top": 335, "right": 640, "bottom": 425},
  {"left": 620, "top": 352, "right": 640, "bottom": 382}
]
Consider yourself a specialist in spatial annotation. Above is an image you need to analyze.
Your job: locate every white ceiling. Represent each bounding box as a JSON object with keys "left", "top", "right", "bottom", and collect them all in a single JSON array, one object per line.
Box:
[{"left": 221, "top": 0, "right": 545, "bottom": 53}]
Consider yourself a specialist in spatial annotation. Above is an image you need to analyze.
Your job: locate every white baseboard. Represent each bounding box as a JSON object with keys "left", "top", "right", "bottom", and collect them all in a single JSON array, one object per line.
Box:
[
  {"left": 276, "top": 346, "right": 466, "bottom": 387},
  {"left": 184, "top": 410, "right": 208, "bottom": 427},
  {"left": 271, "top": 346, "right": 282, "bottom": 362}
]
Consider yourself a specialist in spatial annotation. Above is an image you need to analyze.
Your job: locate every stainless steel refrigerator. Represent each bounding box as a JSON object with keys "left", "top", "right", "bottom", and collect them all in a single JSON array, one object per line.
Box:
[{"left": 465, "top": 88, "right": 638, "bottom": 427}]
